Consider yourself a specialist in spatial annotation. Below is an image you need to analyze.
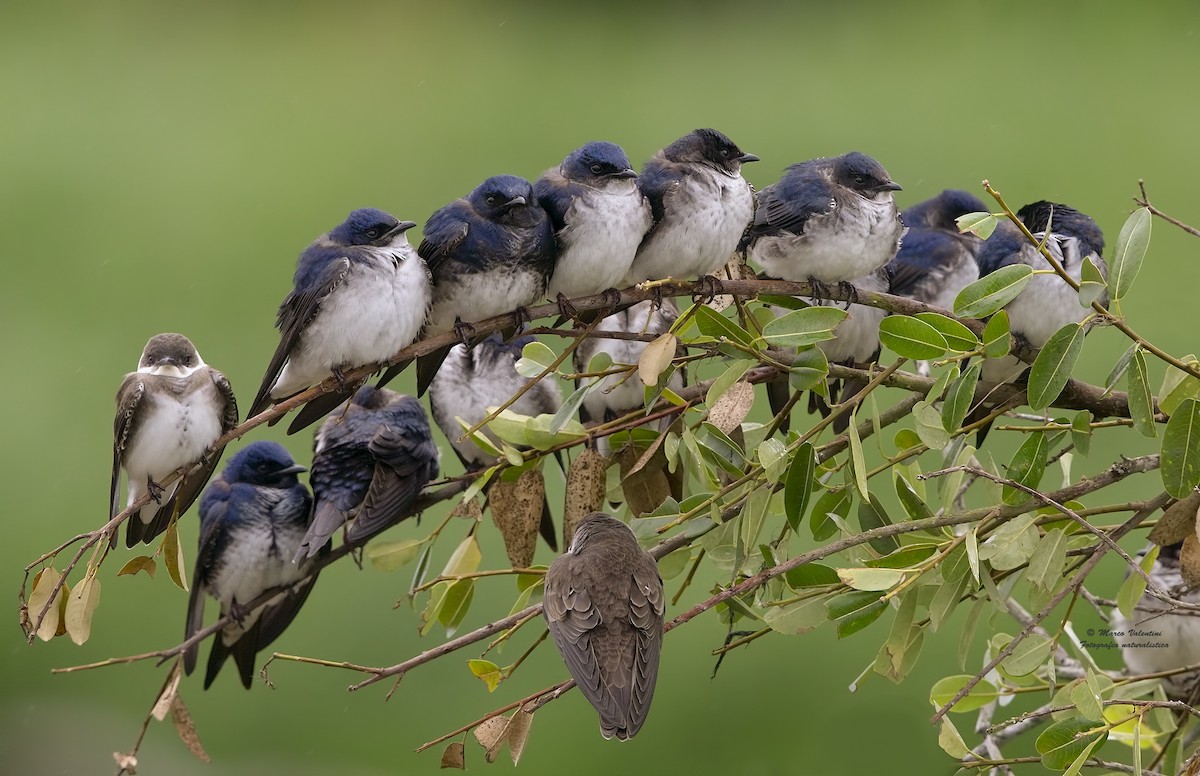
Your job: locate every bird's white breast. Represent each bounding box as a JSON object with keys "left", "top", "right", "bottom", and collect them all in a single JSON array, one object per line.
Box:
[
  {"left": 548, "top": 184, "right": 652, "bottom": 298},
  {"left": 426, "top": 268, "right": 546, "bottom": 335}
]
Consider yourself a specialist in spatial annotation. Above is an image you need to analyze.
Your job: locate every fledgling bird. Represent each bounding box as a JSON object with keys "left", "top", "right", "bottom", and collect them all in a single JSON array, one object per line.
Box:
[
  {"left": 544, "top": 512, "right": 664, "bottom": 740},
  {"left": 294, "top": 386, "right": 439, "bottom": 561},
  {"left": 888, "top": 189, "right": 987, "bottom": 311},
  {"left": 247, "top": 208, "right": 430, "bottom": 433},
  {"left": 573, "top": 300, "right": 682, "bottom": 452},
  {"left": 400, "top": 175, "right": 557, "bottom": 397},
  {"left": 535, "top": 141, "right": 652, "bottom": 311},
  {"left": 624, "top": 128, "right": 758, "bottom": 286},
  {"left": 111, "top": 333, "right": 238, "bottom": 548},
  {"left": 184, "top": 442, "right": 317, "bottom": 689},
  {"left": 1111, "top": 543, "right": 1200, "bottom": 700},
  {"left": 742, "top": 152, "right": 904, "bottom": 294},
  {"left": 428, "top": 334, "right": 561, "bottom": 550}
]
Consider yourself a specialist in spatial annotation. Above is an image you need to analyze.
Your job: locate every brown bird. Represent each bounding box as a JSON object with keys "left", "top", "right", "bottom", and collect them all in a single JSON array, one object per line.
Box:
[{"left": 543, "top": 512, "right": 664, "bottom": 740}]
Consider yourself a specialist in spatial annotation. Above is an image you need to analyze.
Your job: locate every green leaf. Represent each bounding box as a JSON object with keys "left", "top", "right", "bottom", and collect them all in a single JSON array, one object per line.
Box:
[
  {"left": 1162, "top": 397, "right": 1200, "bottom": 498},
  {"left": 786, "top": 345, "right": 831, "bottom": 392},
  {"left": 1078, "top": 256, "right": 1107, "bottom": 308},
  {"left": 550, "top": 383, "right": 591, "bottom": 435},
  {"left": 865, "top": 544, "right": 937, "bottom": 569},
  {"left": 928, "top": 571, "right": 968, "bottom": 632},
  {"left": 825, "top": 590, "right": 887, "bottom": 638},
  {"left": 942, "top": 363, "right": 980, "bottom": 433},
  {"left": 366, "top": 538, "right": 426, "bottom": 572},
  {"left": 928, "top": 674, "right": 1000, "bottom": 714},
  {"left": 1070, "top": 673, "right": 1105, "bottom": 722},
  {"left": 1117, "top": 545, "right": 1158, "bottom": 619},
  {"left": 1158, "top": 356, "right": 1200, "bottom": 417},
  {"left": 857, "top": 495, "right": 898, "bottom": 554},
  {"left": 878, "top": 315, "right": 948, "bottom": 360},
  {"left": 515, "top": 340, "right": 556, "bottom": 378},
  {"left": 1071, "top": 410, "right": 1093, "bottom": 456},
  {"left": 694, "top": 305, "right": 754, "bottom": 347},
  {"left": 1128, "top": 349, "right": 1157, "bottom": 437},
  {"left": 978, "top": 513, "right": 1039, "bottom": 570},
  {"left": 468, "top": 659, "right": 504, "bottom": 693},
  {"left": 937, "top": 719, "right": 972, "bottom": 759},
  {"left": 1108, "top": 206, "right": 1152, "bottom": 302},
  {"left": 912, "top": 400, "right": 949, "bottom": 450},
  {"left": 1026, "top": 528, "right": 1068, "bottom": 593},
  {"left": 762, "top": 596, "right": 829, "bottom": 635},
  {"left": 893, "top": 473, "right": 934, "bottom": 522},
  {"left": 982, "top": 310, "right": 1011, "bottom": 358},
  {"left": 1027, "top": 323, "right": 1084, "bottom": 410},
  {"left": 1003, "top": 433, "right": 1049, "bottom": 504},
  {"left": 438, "top": 579, "right": 475, "bottom": 635},
  {"left": 758, "top": 438, "right": 788, "bottom": 484},
  {"left": 1035, "top": 717, "right": 1106, "bottom": 770},
  {"left": 956, "top": 211, "right": 998, "bottom": 239},
  {"left": 913, "top": 313, "right": 978, "bottom": 352},
  {"left": 761, "top": 306, "right": 848, "bottom": 348},
  {"left": 1105, "top": 342, "right": 1137, "bottom": 395},
  {"left": 1000, "top": 633, "right": 1052, "bottom": 676},
  {"left": 705, "top": 359, "right": 756, "bottom": 407},
  {"left": 954, "top": 264, "right": 1033, "bottom": 319},
  {"left": 837, "top": 567, "right": 905, "bottom": 592},
  {"left": 784, "top": 563, "right": 840, "bottom": 589},
  {"left": 783, "top": 442, "right": 816, "bottom": 534},
  {"left": 847, "top": 411, "right": 869, "bottom": 500},
  {"left": 810, "top": 487, "right": 851, "bottom": 541}
]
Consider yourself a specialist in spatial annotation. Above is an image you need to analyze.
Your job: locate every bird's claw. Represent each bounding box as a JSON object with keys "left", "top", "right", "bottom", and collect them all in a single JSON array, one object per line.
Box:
[
  {"left": 228, "top": 598, "right": 250, "bottom": 627},
  {"left": 452, "top": 319, "right": 476, "bottom": 348},
  {"left": 332, "top": 365, "right": 349, "bottom": 390},
  {"left": 556, "top": 293, "right": 582, "bottom": 326},
  {"left": 837, "top": 281, "right": 859, "bottom": 308},
  {"left": 807, "top": 276, "right": 832, "bottom": 302},
  {"left": 694, "top": 274, "right": 725, "bottom": 304},
  {"left": 146, "top": 476, "right": 166, "bottom": 504}
]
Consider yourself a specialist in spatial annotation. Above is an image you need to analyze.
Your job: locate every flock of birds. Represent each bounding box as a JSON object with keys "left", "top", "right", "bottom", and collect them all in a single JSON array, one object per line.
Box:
[{"left": 104, "top": 127, "right": 1189, "bottom": 742}]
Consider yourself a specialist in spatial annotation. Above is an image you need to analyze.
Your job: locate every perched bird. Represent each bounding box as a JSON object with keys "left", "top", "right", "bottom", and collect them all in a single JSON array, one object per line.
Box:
[
  {"left": 888, "top": 189, "right": 987, "bottom": 312},
  {"left": 743, "top": 152, "right": 904, "bottom": 293},
  {"left": 401, "top": 175, "right": 557, "bottom": 396},
  {"left": 247, "top": 208, "right": 430, "bottom": 433},
  {"left": 295, "top": 386, "right": 439, "bottom": 561},
  {"left": 624, "top": 128, "right": 758, "bottom": 286},
  {"left": 535, "top": 141, "right": 652, "bottom": 312},
  {"left": 111, "top": 333, "right": 238, "bottom": 548},
  {"left": 183, "top": 442, "right": 317, "bottom": 689},
  {"left": 1111, "top": 543, "right": 1200, "bottom": 700},
  {"left": 544, "top": 512, "right": 664, "bottom": 740},
  {"left": 765, "top": 268, "right": 890, "bottom": 434},
  {"left": 573, "top": 300, "right": 682, "bottom": 452},
  {"left": 428, "top": 334, "right": 561, "bottom": 549}
]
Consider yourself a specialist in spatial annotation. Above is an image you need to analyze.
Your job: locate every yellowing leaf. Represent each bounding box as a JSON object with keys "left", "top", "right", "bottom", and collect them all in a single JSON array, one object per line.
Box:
[
  {"left": 638, "top": 333, "right": 677, "bottom": 387},
  {"left": 837, "top": 567, "right": 905, "bottom": 592},
  {"left": 162, "top": 520, "right": 189, "bottom": 592},
  {"left": 28, "top": 567, "right": 66, "bottom": 642},
  {"left": 367, "top": 539, "right": 426, "bottom": 572},
  {"left": 64, "top": 573, "right": 101, "bottom": 646},
  {"left": 117, "top": 555, "right": 157, "bottom": 578},
  {"left": 467, "top": 659, "right": 503, "bottom": 692}
]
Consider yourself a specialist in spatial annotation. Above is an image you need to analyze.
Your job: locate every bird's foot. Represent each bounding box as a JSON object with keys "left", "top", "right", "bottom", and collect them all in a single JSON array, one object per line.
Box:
[
  {"left": 512, "top": 306, "right": 534, "bottom": 329},
  {"left": 601, "top": 287, "right": 623, "bottom": 308},
  {"left": 332, "top": 365, "right": 349, "bottom": 390},
  {"left": 807, "top": 276, "right": 832, "bottom": 302},
  {"left": 695, "top": 274, "right": 725, "bottom": 304},
  {"left": 556, "top": 293, "right": 582, "bottom": 326},
  {"left": 146, "top": 476, "right": 166, "bottom": 504},
  {"left": 452, "top": 318, "right": 476, "bottom": 348},
  {"left": 228, "top": 597, "right": 250, "bottom": 627},
  {"left": 837, "top": 281, "right": 859, "bottom": 308}
]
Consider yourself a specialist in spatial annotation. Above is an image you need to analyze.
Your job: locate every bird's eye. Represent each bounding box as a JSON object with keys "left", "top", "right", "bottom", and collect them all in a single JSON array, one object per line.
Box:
[
  {"left": 720, "top": 148, "right": 730, "bottom": 157},
  {"left": 485, "top": 196, "right": 497, "bottom": 206},
  {"left": 589, "top": 163, "right": 603, "bottom": 174},
  {"left": 852, "top": 174, "right": 867, "bottom": 185},
  {"left": 366, "top": 228, "right": 380, "bottom": 239}
]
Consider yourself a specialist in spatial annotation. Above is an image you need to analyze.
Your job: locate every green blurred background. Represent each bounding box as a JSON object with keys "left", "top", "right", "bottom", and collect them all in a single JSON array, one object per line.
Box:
[{"left": 4, "top": 2, "right": 1200, "bottom": 773}]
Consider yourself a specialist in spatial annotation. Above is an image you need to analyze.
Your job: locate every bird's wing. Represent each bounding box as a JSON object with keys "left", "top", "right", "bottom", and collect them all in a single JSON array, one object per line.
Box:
[
  {"left": 543, "top": 559, "right": 606, "bottom": 710},
  {"left": 110, "top": 375, "right": 145, "bottom": 526},
  {"left": 183, "top": 478, "right": 231, "bottom": 677},
  {"left": 976, "top": 221, "right": 1027, "bottom": 277},
  {"left": 295, "top": 429, "right": 373, "bottom": 561},
  {"left": 248, "top": 254, "right": 352, "bottom": 417},
  {"left": 533, "top": 172, "right": 575, "bottom": 235},
  {"left": 623, "top": 556, "right": 665, "bottom": 738},
  {"left": 345, "top": 421, "right": 438, "bottom": 544},
  {"left": 887, "top": 229, "right": 970, "bottom": 299},
  {"left": 634, "top": 161, "right": 683, "bottom": 246},
  {"left": 417, "top": 204, "right": 471, "bottom": 274},
  {"left": 743, "top": 175, "right": 834, "bottom": 242}
]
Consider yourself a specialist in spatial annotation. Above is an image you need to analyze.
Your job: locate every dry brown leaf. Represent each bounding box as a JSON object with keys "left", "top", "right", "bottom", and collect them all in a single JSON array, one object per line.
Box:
[
  {"left": 1150, "top": 490, "right": 1200, "bottom": 546},
  {"left": 638, "top": 333, "right": 677, "bottom": 387},
  {"left": 618, "top": 445, "right": 671, "bottom": 517},
  {"left": 506, "top": 709, "right": 534, "bottom": 765},
  {"left": 564, "top": 449, "right": 610, "bottom": 546},
  {"left": 112, "top": 752, "right": 138, "bottom": 774},
  {"left": 707, "top": 381, "right": 755, "bottom": 436},
  {"left": 1182, "top": 533, "right": 1200, "bottom": 588},
  {"left": 64, "top": 573, "right": 101, "bottom": 646},
  {"left": 171, "top": 695, "right": 210, "bottom": 763},
  {"left": 450, "top": 496, "right": 484, "bottom": 522},
  {"left": 489, "top": 469, "right": 545, "bottom": 568},
  {"left": 440, "top": 741, "right": 466, "bottom": 770},
  {"left": 472, "top": 715, "right": 511, "bottom": 763},
  {"left": 151, "top": 662, "right": 183, "bottom": 722}
]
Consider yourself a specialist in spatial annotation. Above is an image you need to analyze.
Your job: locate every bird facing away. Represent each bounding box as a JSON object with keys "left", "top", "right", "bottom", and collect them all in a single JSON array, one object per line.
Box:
[
  {"left": 743, "top": 152, "right": 904, "bottom": 288},
  {"left": 184, "top": 441, "right": 317, "bottom": 689},
  {"left": 888, "top": 189, "right": 986, "bottom": 311},
  {"left": 111, "top": 333, "right": 238, "bottom": 548},
  {"left": 1111, "top": 543, "right": 1200, "bottom": 700},
  {"left": 573, "top": 300, "right": 682, "bottom": 453},
  {"left": 544, "top": 512, "right": 665, "bottom": 740},
  {"left": 406, "top": 174, "right": 557, "bottom": 396},
  {"left": 624, "top": 128, "right": 758, "bottom": 285},
  {"left": 295, "top": 385, "right": 439, "bottom": 561},
  {"left": 535, "top": 141, "right": 652, "bottom": 305},
  {"left": 247, "top": 208, "right": 430, "bottom": 431}
]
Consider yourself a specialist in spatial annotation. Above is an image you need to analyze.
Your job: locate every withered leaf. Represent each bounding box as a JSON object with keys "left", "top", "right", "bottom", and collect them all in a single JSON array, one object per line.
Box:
[
  {"left": 440, "top": 741, "right": 466, "bottom": 770},
  {"left": 171, "top": 695, "right": 210, "bottom": 763},
  {"left": 489, "top": 468, "right": 545, "bottom": 568},
  {"left": 564, "top": 449, "right": 610, "bottom": 545},
  {"left": 161, "top": 521, "right": 189, "bottom": 592},
  {"left": 472, "top": 715, "right": 511, "bottom": 763},
  {"left": 507, "top": 709, "right": 534, "bottom": 765},
  {"left": 151, "top": 661, "right": 183, "bottom": 722},
  {"left": 117, "top": 555, "right": 158, "bottom": 578},
  {"left": 707, "top": 381, "right": 755, "bottom": 436},
  {"left": 1149, "top": 490, "right": 1200, "bottom": 547},
  {"left": 638, "top": 333, "right": 677, "bottom": 387},
  {"left": 64, "top": 573, "right": 101, "bottom": 646},
  {"left": 112, "top": 752, "right": 138, "bottom": 774},
  {"left": 618, "top": 444, "right": 672, "bottom": 517}
]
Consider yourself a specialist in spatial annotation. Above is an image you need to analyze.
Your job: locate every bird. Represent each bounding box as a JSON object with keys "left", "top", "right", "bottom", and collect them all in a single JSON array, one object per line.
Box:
[
  {"left": 534, "top": 141, "right": 652, "bottom": 315},
  {"left": 888, "top": 189, "right": 987, "bottom": 312},
  {"left": 428, "top": 333, "right": 561, "bottom": 549},
  {"left": 1111, "top": 543, "right": 1200, "bottom": 700},
  {"left": 742, "top": 151, "right": 904, "bottom": 296},
  {"left": 111, "top": 333, "right": 238, "bottom": 548},
  {"left": 295, "top": 385, "right": 440, "bottom": 561},
  {"left": 183, "top": 441, "right": 317, "bottom": 689},
  {"left": 543, "top": 512, "right": 664, "bottom": 740},
  {"left": 765, "top": 268, "right": 891, "bottom": 434},
  {"left": 573, "top": 300, "right": 682, "bottom": 454},
  {"left": 624, "top": 128, "right": 758, "bottom": 287},
  {"left": 970, "top": 201, "right": 1107, "bottom": 440},
  {"left": 247, "top": 208, "right": 430, "bottom": 434},
  {"left": 398, "top": 175, "right": 556, "bottom": 397}
]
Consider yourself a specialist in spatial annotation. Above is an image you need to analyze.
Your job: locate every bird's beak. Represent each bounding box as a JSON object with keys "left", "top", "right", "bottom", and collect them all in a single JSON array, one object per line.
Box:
[
  {"left": 610, "top": 168, "right": 638, "bottom": 179},
  {"left": 878, "top": 181, "right": 903, "bottom": 192},
  {"left": 508, "top": 195, "right": 527, "bottom": 207},
  {"left": 393, "top": 220, "right": 418, "bottom": 235},
  {"left": 739, "top": 152, "right": 760, "bottom": 163},
  {"left": 159, "top": 357, "right": 179, "bottom": 367},
  {"left": 278, "top": 464, "right": 307, "bottom": 475}
]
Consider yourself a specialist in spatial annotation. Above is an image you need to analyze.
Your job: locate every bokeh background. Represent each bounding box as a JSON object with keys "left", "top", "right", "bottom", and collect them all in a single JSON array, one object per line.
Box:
[{"left": 4, "top": 2, "right": 1200, "bottom": 773}]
